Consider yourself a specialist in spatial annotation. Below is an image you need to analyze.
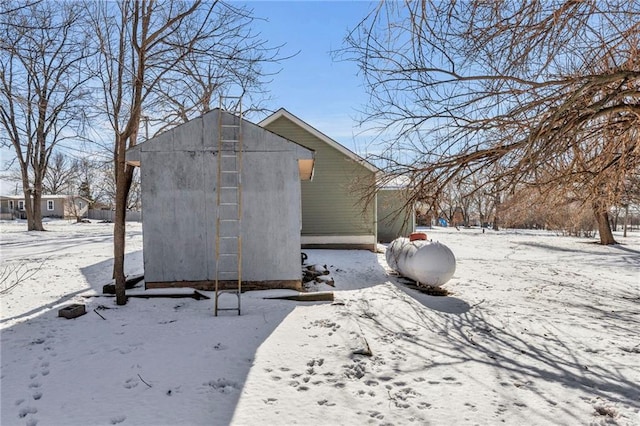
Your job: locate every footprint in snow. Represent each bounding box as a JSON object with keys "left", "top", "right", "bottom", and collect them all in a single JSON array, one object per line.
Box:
[
  {"left": 417, "top": 402, "right": 432, "bottom": 410},
  {"left": 367, "top": 410, "right": 384, "bottom": 419},
  {"left": 110, "top": 415, "right": 126, "bottom": 424},
  {"left": 307, "top": 358, "right": 324, "bottom": 367},
  {"left": 343, "top": 361, "right": 366, "bottom": 380},
  {"left": 123, "top": 378, "right": 138, "bottom": 389},
  {"left": 204, "top": 378, "right": 239, "bottom": 394},
  {"left": 18, "top": 406, "right": 38, "bottom": 418}
]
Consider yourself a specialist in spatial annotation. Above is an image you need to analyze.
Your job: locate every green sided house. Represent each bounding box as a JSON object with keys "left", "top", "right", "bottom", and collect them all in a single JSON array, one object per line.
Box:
[
  {"left": 376, "top": 177, "right": 416, "bottom": 243},
  {"left": 260, "top": 108, "right": 415, "bottom": 248}
]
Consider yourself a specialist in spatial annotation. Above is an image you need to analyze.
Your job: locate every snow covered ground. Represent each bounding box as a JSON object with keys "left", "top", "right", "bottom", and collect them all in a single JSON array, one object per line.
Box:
[{"left": 1, "top": 219, "right": 639, "bottom": 426}]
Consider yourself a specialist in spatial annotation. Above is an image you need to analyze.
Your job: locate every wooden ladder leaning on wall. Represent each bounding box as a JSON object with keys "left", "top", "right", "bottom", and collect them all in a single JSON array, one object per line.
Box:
[{"left": 214, "top": 96, "right": 243, "bottom": 316}]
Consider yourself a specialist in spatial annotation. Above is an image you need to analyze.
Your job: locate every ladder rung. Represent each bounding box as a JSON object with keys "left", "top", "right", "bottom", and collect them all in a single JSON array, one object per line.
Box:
[
  {"left": 221, "top": 124, "right": 241, "bottom": 128},
  {"left": 221, "top": 170, "right": 238, "bottom": 174},
  {"left": 221, "top": 154, "right": 238, "bottom": 158},
  {"left": 220, "top": 187, "right": 239, "bottom": 190},
  {"left": 220, "top": 139, "right": 240, "bottom": 143}
]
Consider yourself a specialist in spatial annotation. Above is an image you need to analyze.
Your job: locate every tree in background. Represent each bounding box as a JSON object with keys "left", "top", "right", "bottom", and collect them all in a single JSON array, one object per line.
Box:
[
  {"left": 0, "top": 1, "right": 93, "bottom": 230},
  {"left": 342, "top": 0, "right": 639, "bottom": 244},
  {"left": 153, "top": 4, "right": 287, "bottom": 132},
  {"left": 44, "top": 152, "right": 80, "bottom": 195},
  {"left": 87, "top": 0, "right": 286, "bottom": 304}
]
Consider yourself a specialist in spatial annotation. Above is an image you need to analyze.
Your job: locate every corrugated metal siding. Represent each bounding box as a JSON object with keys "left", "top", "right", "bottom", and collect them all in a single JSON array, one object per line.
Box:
[
  {"left": 138, "top": 110, "right": 306, "bottom": 284},
  {"left": 265, "top": 117, "right": 375, "bottom": 236}
]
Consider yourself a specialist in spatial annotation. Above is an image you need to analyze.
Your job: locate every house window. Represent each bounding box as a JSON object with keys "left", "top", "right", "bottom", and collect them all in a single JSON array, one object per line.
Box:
[
  {"left": 47, "top": 200, "right": 54, "bottom": 211},
  {"left": 78, "top": 201, "right": 83, "bottom": 209},
  {"left": 18, "top": 201, "right": 24, "bottom": 211},
  {"left": 8, "top": 200, "right": 13, "bottom": 210}
]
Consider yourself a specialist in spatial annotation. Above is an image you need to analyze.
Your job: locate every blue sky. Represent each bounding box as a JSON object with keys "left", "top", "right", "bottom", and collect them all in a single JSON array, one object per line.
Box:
[{"left": 243, "top": 1, "right": 376, "bottom": 154}]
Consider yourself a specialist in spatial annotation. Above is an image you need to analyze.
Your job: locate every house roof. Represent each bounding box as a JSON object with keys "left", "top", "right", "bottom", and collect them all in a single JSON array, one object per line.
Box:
[
  {"left": 259, "top": 108, "right": 379, "bottom": 174},
  {"left": 377, "top": 174, "right": 412, "bottom": 190}
]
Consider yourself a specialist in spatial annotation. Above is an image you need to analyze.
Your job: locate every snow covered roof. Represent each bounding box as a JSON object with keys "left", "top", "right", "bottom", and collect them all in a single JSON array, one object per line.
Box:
[{"left": 377, "top": 174, "right": 412, "bottom": 190}]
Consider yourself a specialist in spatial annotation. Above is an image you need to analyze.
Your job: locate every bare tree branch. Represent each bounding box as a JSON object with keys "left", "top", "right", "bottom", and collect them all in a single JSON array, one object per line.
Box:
[{"left": 339, "top": 0, "right": 640, "bottom": 244}]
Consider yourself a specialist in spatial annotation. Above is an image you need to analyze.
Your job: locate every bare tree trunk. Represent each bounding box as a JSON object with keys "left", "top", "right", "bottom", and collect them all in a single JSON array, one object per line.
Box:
[
  {"left": 32, "top": 192, "right": 44, "bottom": 231},
  {"left": 22, "top": 184, "right": 44, "bottom": 231},
  {"left": 593, "top": 202, "right": 617, "bottom": 245},
  {"left": 32, "top": 176, "right": 45, "bottom": 230},
  {"left": 113, "top": 134, "right": 135, "bottom": 305},
  {"left": 623, "top": 204, "right": 629, "bottom": 238},
  {"left": 113, "top": 197, "right": 127, "bottom": 304},
  {"left": 492, "top": 194, "right": 500, "bottom": 231},
  {"left": 23, "top": 188, "right": 36, "bottom": 231}
]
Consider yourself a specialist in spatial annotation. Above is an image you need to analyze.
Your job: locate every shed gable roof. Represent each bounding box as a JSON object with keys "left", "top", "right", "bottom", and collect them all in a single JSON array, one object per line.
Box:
[
  {"left": 126, "top": 108, "right": 315, "bottom": 180},
  {"left": 259, "top": 108, "right": 379, "bottom": 174}
]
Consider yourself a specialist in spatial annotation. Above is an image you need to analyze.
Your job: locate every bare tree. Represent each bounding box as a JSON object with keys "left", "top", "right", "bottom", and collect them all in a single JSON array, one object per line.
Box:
[
  {"left": 44, "top": 152, "right": 79, "bottom": 194},
  {"left": 152, "top": 4, "right": 286, "bottom": 131},
  {"left": 87, "top": 0, "right": 287, "bottom": 304},
  {"left": 341, "top": 0, "right": 640, "bottom": 244},
  {"left": 0, "top": 1, "right": 93, "bottom": 231}
]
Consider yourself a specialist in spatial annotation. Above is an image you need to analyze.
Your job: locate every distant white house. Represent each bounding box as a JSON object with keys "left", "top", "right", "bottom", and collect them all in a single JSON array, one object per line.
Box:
[{"left": 0, "top": 195, "right": 90, "bottom": 220}]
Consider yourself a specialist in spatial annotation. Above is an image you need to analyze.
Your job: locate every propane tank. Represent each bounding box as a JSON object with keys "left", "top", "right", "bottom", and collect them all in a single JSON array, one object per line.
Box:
[{"left": 386, "top": 235, "right": 456, "bottom": 287}]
